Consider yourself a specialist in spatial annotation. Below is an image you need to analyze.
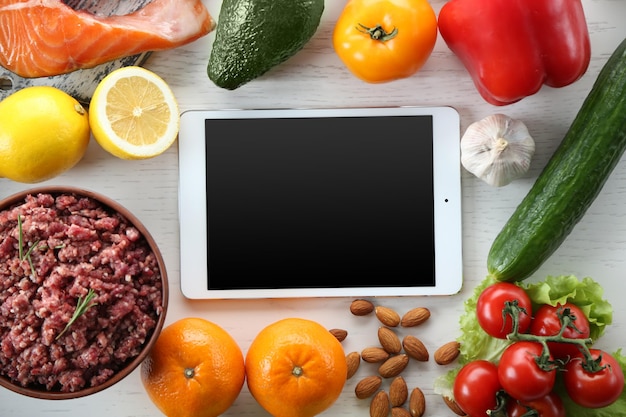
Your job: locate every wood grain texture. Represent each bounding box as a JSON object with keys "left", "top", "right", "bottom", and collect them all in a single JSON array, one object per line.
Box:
[{"left": 0, "top": 1, "right": 625, "bottom": 415}]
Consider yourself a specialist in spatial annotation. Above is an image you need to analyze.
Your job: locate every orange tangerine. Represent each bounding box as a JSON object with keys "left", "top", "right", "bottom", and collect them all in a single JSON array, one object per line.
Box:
[
  {"left": 245, "top": 317, "right": 347, "bottom": 417},
  {"left": 140, "top": 317, "right": 245, "bottom": 417}
]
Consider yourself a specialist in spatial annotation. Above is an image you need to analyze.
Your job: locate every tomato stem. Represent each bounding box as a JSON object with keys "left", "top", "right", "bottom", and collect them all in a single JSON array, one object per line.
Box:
[
  {"left": 556, "top": 306, "right": 585, "bottom": 336},
  {"left": 502, "top": 300, "right": 528, "bottom": 335},
  {"left": 579, "top": 352, "right": 611, "bottom": 373},
  {"left": 506, "top": 304, "right": 594, "bottom": 366},
  {"left": 356, "top": 23, "right": 398, "bottom": 42},
  {"left": 486, "top": 390, "right": 509, "bottom": 417}
]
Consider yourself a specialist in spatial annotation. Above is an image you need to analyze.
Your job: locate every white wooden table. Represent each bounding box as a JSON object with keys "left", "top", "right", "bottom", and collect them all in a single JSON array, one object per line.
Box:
[{"left": 1, "top": 1, "right": 625, "bottom": 415}]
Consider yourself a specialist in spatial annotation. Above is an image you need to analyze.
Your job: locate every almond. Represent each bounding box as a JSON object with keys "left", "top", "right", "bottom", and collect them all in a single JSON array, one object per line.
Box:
[
  {"left": 443, "top": 395, "right": 467, "bottom": 416},
  {"left": 408, "top": 387, "right": 426, "bottom": 417},
  {"left": 346, "top": 351, "right": 361, "bottom": 379},
  {"left": 378, "top": 353, "right": 409, "bottom": 378},
  {"left": 329, "top": 328, "right": 348, "bottom": 342},
  {"left": 391, "top": 407, "right": 412, "bottom": 417},
  {"left": 389, "top": 375, "right": 408, "bottom": 407},
  {"left": 355, "top": 375, "right": 383, "bottom": 399},
  {"left": 362, "top": 346, "right": 391, "bottom": 363},
  {"left": 402, "top": 335, "right": 429, "bottom": 362},
  {"left": 375, "top": 306, "right": 401, "bottom": 327},
  {"left": 370, "top": 390, "right": 390, "bottom": 417},
  {"left": 401, "top": 307, "right": 431, "bottom": 327},
  {"left": 378, "top": 326, "right": 402, "bottom": 354},
  {"left": 350, "top": 299, "right": 375, "bottom": 316},
  {"left": 434, "top": 341, "right": 461, "bottom": 365}
]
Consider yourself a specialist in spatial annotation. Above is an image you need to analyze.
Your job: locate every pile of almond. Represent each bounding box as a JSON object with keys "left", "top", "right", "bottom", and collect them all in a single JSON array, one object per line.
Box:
[{"left": 332, "top": 299, "right": 464, "bottom": 417}]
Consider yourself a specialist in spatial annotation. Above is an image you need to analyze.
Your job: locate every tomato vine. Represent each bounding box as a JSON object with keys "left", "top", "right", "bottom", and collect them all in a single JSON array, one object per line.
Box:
[{"left": 454, "top": 282, "right": 624, "bottom": 415}]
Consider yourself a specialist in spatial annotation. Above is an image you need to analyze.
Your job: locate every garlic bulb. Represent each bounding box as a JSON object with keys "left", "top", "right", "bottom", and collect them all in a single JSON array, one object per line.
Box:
[{"left": 460, "top": 114, "right": 535, "bottom": 187}]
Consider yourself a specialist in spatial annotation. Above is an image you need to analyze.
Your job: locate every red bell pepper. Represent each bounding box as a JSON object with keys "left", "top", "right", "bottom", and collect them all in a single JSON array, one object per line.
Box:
[{"left": 438, "top": 0, "right": 591, "bottom": 106}]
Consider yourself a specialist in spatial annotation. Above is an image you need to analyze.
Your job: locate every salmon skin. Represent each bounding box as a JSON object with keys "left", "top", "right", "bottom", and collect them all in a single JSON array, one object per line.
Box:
[{"left": 0, "top": 0, "right": 215, "bottom": 78}]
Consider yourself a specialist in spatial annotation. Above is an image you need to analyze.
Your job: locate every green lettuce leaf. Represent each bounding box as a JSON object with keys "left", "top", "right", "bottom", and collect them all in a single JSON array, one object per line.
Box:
[{"left": 433, "top": 274, "right": 622, "bottom": 416}]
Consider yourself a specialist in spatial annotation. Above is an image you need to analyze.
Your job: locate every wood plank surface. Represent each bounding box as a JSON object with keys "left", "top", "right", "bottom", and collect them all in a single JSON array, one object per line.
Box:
[{"left": 1, "top": 1, "right": 625, "bottom": 415}]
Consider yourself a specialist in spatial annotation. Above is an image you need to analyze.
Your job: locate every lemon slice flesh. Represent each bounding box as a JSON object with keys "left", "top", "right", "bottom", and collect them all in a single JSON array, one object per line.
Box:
[{"left": 89, "top": 66, "right": 180, "bottom": 160}]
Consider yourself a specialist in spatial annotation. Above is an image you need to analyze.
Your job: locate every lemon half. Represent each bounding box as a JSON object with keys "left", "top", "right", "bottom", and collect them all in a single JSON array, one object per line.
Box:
[
  {"left": 0, "top": 86, "right": 90, "bottom": 183},
  {"left": 89, "top": 66, "right": 180, "bottom": 160}
]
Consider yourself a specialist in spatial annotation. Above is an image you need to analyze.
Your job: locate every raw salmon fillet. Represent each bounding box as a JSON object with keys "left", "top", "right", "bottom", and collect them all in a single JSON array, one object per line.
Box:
[{"left": 0, "top": 0, "right": 215, "bottom": 78}]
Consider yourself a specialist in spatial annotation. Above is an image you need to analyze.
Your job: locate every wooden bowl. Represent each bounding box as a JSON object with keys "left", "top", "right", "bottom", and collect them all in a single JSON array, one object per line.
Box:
[{"left": 0, "top": 186, "right": 168, "bottom": 400}]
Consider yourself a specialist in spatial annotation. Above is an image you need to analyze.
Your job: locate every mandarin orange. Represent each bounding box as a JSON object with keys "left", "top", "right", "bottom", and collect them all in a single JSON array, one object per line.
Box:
[
  {"left": 140, "top": 317, "right": 245, "bottom": 417},
  {"left": 245, "top": 317, "right": 347, "bottom": 417}
]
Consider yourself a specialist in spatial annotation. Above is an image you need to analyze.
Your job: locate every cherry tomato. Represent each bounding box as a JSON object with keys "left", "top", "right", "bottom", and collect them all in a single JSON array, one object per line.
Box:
[
  {"left": 507, "top": 391, "right": 566, "bottom": 417},
  {"left": 529, "top": 302, "right": 590, "bottom": 359},
  {"left": 453, "top": 360, "right": 501, "bottom": 417},
  {"left": 498, "top": 341, "right": 556, "bottom": 402},
  {"left": 563, "top": 349, "right": 625, "bottom": 408},
  {"left": 332, "top": 0, "right": 438, "bottom": 83},
  {"left": 476, "top": 282, "right": 532, "bottom": 339}
]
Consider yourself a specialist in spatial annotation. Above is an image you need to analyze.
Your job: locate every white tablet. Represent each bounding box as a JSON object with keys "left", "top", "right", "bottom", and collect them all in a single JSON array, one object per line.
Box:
[{"left": 178, "top": 106, "right": 463, "bottom": 299}]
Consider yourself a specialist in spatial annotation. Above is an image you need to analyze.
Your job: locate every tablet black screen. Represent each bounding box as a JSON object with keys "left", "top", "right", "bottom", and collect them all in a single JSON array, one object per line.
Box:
[{"left": 204, "top": 116, "right": 434, "bottom": 290}]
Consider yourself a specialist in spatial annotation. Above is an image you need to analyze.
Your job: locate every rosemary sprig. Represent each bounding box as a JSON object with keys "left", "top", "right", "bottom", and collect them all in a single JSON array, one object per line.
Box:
[
  {"left": 17, "top": 215, "right": 40, "bottom": 278},
  {"left": 56, "top": 289, "right": 98, "bottom": 340},
  {"left": 17, "top": 215, "right": 64, "bottom": 279}
]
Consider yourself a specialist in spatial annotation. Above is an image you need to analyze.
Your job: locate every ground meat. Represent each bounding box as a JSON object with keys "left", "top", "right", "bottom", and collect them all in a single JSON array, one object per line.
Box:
[{"left": 0, "top": 192, "right": 164, "bottom": 393}]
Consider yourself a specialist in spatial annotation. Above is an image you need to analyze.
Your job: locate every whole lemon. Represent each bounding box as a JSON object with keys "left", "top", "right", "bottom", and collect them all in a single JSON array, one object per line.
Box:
[{"left": 0, "top": 86, "right": 90, "bottom": 183}]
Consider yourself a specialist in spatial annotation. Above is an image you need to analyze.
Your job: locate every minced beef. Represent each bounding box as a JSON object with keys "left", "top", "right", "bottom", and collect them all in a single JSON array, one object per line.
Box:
[{"left": 0, "top": 192, "right": 164, "bottom": 393}]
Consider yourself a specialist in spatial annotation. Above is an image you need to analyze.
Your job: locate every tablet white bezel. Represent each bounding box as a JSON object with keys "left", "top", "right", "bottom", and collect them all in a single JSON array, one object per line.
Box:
[{"left": 178, "top": 106, "right": 463, "bottom": 299}]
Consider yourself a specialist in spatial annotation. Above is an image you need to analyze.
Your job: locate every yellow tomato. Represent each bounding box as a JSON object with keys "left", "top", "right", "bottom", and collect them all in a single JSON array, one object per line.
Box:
[{"left": 333, "top": 0, "right": 438, "bottom": 83}]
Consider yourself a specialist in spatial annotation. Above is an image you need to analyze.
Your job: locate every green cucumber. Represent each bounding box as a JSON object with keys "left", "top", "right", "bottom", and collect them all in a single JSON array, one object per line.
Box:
[{"left": 487, "top": 37, "right": 626, "bottom": 282}]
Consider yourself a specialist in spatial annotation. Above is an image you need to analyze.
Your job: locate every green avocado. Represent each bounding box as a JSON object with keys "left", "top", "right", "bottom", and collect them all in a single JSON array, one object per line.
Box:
[{"left": 207, "top": 0, "right": 324, "bottom": 90}]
